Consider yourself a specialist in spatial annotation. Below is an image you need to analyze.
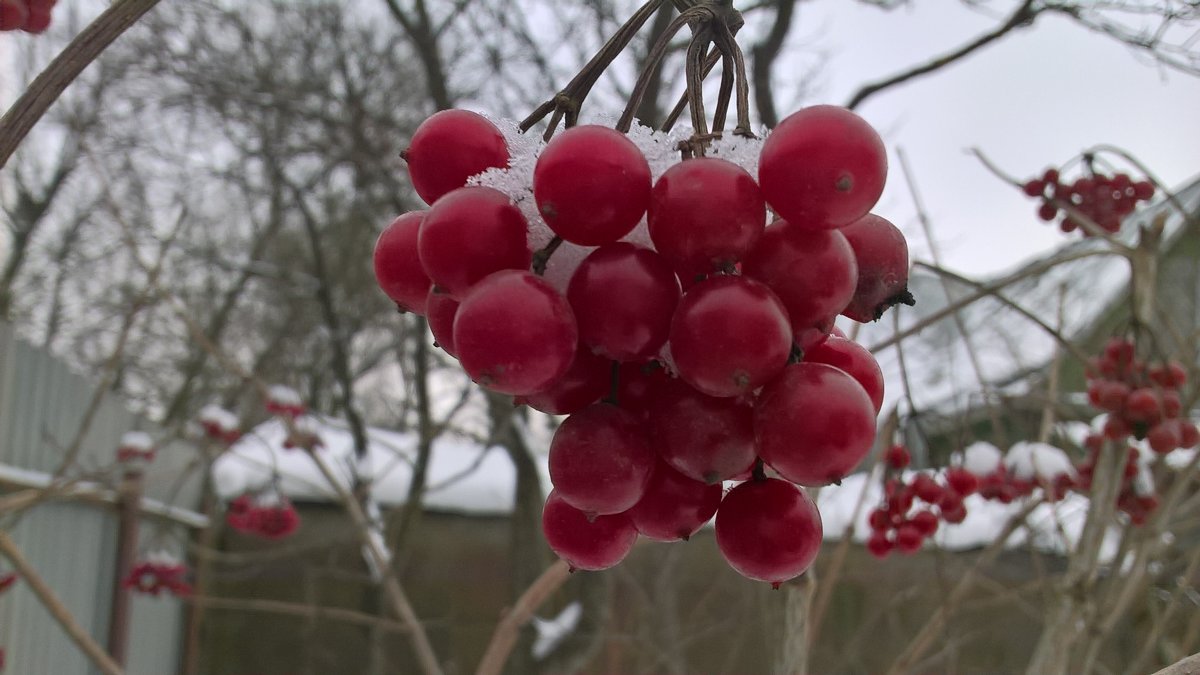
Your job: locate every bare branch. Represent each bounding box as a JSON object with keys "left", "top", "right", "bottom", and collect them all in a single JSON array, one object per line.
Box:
[{"left": 846, "top": 0, "right": 1039, "bottom": 110}]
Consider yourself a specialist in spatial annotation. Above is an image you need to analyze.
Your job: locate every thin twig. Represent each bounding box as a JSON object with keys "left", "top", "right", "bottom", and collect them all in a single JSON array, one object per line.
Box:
[{"left": 845, "top": 0, "right": 1038, "bottom": 111}]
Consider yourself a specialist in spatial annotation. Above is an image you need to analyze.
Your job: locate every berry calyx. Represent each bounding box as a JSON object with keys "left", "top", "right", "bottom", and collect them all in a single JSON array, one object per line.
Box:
[{"left": 839, "top": 213, "right": 913, "bottom": 322}]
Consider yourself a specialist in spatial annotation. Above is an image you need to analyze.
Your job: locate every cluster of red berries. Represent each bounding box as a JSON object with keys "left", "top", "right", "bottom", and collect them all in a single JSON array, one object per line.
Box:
[
  {"left": 1081, "top": 337, "right": 1197, "bottom": 524},
  {"left": 122, "top": 555, "right": 191, "bottom": 597},
  {"left": 0, "top": 0, "right": 53, "bottom": 33},
  {"left": 866, "top": 446, "right": 978, "bottom": 558},
  {"left": 376, "top": 104, "right": 911, "bottom": 585},
  {"left": 1023, "top": 168, "right": 1155, "bottom": 236},
  {"left": 197, "top": 404, "right": 242, "bottom": 445},
  {"left": 263, "top": 386, "right": 324, "bottom": 450},
  {"left": 1074, "top": 433, "right": 1162, "bottom": 525},
  {"left": 1085, "top": 338, "right": 1195, "bottom": 450},
  {"left": 226, "top": 493, "right": 301, "bottom": 540}
]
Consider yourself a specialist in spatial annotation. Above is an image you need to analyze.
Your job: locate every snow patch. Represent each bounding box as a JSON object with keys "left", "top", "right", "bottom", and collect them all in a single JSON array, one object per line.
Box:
[
  {"left": 118, "top": 431, "right": 155, "bottom": 451},
  {"left": 962, "top": 441, "right": 1002, "bottom": 476},
  {"left": 532, "top": 601, "right": 582, "bottom": 660},
  {"left": 1005, "top": 442, "right": 1075, "bottom": 482}
]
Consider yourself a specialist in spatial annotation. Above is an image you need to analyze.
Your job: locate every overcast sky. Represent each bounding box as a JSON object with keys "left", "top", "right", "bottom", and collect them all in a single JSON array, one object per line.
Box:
[{"left": 798, "top": 2, "right": 1200, "bottom": 276}]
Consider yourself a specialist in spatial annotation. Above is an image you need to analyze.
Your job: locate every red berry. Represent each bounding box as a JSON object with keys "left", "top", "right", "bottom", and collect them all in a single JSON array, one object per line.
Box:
[
  {"left": 894, "top": 523, "right": 924, "bottom": 553},
  {"left": 802, "top": 336, "right": 884, "bottom": 413},
  {"left": 715, "top": 478, "right": 822, "bottom": 586},
  {"left": 453, "top": 270, "right": 577, "bottom": 395},
  {"left": 910, "top": 510, "right": 939, "bottom": 537},
  {"left": 885, "top": 445, "right": 911, "bottom": 470},
  {"left": 534, "top": 125, "right": 651, "bottom": 245},
  {"left": 758, "top": 105, "right": 887, "bottom": 228},
  {"left": 373, "top": 211, "right": 431, "bottom": 313},
  {"left": 517, "top": 346, "right": 611, "bottom": 416},
  {"left": 1037, "top": 202, "right": 1059, "bottom": 221},
  {"left": 1124, "top": 388, "right": 1161, "bottom": 424},
  {"left": 866, "top": 532, "right": 892, "bottom": 558},
  {"left": 1023, "top": 179, "right": 1046, "bottom": 197},
  {"left": 542, "top": 490, "right": 638, "bottom": 571},
  {"left": 1179, "top": 422, "right": 1199, "bottom": 449},
  {"left": 418, "top": 186, "right": 530, "bottom": 298},
  {"left": 20, "top": 0, "right": 47, "bottom": 32},
  {"left": 627, "top": 461, "right": 722, "bottom": 541},
  {"left": 868, "top": 508, "right": 891, "bottom": 531},
  {"left": 742, "top": 220, "right": 858, "bottom": 348},
  {"left": 424, "top": 287, "right": 460, "bottom": 355},
  {"left": 669, "top": 275, "right": 792, "bottom": 398},
  {"left": 548, "top": 403, "right": 655, "bottom": 515},
  {"left": 755, "top": 363, "right": 877, "bottom": 486},
  {"left": 614, "top": 361, "right": 672, "bottom": 419},
  {"left": 1146, "top": 421, "right": 1181, "bottom": 454},
  {"left": 838, "top": 214, "right": 912, "bottom": 323},
  {"left": 567, "top": 243, "right": 680, "bottom": 362},
  {"left": 911, "top": 474, "right": 944, "bottom": 504},
  {"left": 647, "top": 378, "right": 757, "bottom": 484},
  {"left": 404, "top": 110, "right": 509, "bottom": 205},
  {"left": 944, "top": 467, "right": 979, "bottom": 496},
  {"left": 1, "top": 1, "right": 28, "bottom": 30},
  {"left": 648, "top": 157, "right": 765, "bottom": 273}
]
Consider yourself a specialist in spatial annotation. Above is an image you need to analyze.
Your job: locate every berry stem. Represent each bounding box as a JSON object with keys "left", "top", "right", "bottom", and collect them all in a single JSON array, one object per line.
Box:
[
  {"left": 531, "top": 236, "right": 563, "bottom": 276},
  {"left": 661, "top": 47, "right": 722, "bottom": 133},
  {"left": 617, "top": 6, "right": 707, "bottom": 133},
  {"left": 521, "top": 0, "right": 669, "bottom": 140},
  {"left": 604, "top": 361, "right": 621, "bottom": 405},
  {"left": 751, "top": 457, "right": 766, "bottom": 482}
]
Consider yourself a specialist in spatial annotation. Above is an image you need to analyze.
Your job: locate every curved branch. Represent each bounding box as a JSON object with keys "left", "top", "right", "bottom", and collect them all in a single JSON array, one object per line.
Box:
[
  {"left": 0, "top": 0, "right": 163, "bottom": 169},
  {"left": 475, "top": 559, "right": 572, "bottom": 675},
  {"left": 845, "top": 0, "right": 1038, "bottom": 111}
]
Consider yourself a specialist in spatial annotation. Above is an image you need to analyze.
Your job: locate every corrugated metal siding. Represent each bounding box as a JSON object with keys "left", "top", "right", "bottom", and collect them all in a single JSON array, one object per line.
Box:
[{"left": 1, "top": 321, "right": 194, "bottom": 674}]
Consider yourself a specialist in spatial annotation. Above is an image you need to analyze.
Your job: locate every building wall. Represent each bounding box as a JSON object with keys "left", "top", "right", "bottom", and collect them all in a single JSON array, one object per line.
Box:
[
  {"left": 0, "top": 321, "right": 192, "bottom": 675},
  {"left": 198, "top": 505, "right": 1171, "bottom": 675}
]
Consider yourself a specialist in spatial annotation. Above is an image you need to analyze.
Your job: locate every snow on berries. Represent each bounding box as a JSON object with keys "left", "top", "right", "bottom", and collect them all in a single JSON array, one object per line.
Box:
[
  {"left": 116, "top": 431, "right": 156, "bottom": 467},
  {"left": 226, "top": 490, "right": 301, "bottom": 540},
  {"left": 376, "top": 104, "right": 915, "bottom": 583},
  {"left": 197, "top": 404, "right": 241, "bottom": 445}
]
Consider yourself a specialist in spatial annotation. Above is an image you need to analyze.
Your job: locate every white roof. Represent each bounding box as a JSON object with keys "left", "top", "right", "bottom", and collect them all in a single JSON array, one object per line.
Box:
[{"left": 211, "top": 416, "right": 1186, "bottom": 560}]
